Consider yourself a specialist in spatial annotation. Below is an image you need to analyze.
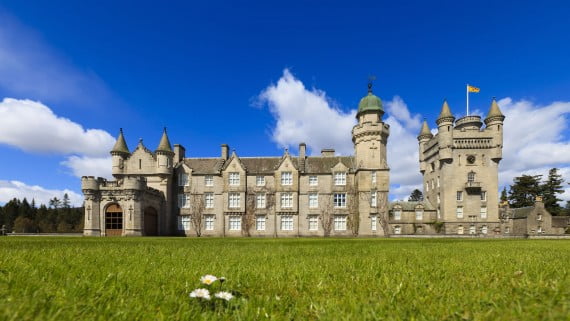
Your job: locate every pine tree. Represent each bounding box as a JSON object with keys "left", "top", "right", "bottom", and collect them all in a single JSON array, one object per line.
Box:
[
  {"left": 508, "top": 174, "right": 542, "bottom": 208},
  {"left": 408, "top": 189, "right": 424, "bottom": 202},
  {"left": 542, "top": 168, "right": 564, "bottom": 215},
  {"left": 500, "top": 187, "right": 508, "bottom": 203},
  {"left": 62, "top": 193, "right": 71, "bottom": 209}
]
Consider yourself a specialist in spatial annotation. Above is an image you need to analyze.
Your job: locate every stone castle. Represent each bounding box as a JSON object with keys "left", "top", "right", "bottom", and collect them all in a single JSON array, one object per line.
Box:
[{"left": 82, "top": 85, "right": 566, "bottom": 236}]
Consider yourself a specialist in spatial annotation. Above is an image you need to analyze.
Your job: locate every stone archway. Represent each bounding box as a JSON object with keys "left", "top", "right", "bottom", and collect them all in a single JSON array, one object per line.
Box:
[
  {"left": 105, "top": 204, "right": 123, "bottom": 236},
  {"left": 144, "top": 207, "right": 158, "bottom": 236}
]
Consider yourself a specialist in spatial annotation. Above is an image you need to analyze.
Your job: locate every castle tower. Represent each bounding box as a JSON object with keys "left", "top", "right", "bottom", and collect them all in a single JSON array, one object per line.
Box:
[
  {"left": 155, "top": 127, "right": 174, "bottom": 175},
  {"left": 111, "top": 128, "right": 130, "bottom": 176},
  {"left": 352, "top": 83, "right": 390, "bottom": 235},
  {"left": 419, "top": 99, "right": 505, "bottom": 235}
]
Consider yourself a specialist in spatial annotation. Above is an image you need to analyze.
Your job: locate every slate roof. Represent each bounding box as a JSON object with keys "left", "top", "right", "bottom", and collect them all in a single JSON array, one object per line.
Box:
[
  {"left": 183, "top": 158, "right": 226, "bottom": 174},
  {"left": 552, "top": 216, "right": 570, "bottom": 228},
  {"left": 304, "top": 156, "right": 355, "bottom": 173},
  {"left": 509, "top": 206, "right": 534, "bottom": 219},
  {"left": 389, "top": 201, "right": 436, "bottom": 211},
  {"left": 241, "top": 157, "right": 289, "bottom": 174}
]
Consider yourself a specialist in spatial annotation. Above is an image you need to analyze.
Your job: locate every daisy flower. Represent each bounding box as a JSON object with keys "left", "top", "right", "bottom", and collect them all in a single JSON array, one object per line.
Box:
[
  {"left": 189, "top": 288, "right": 211, "bottom": 300},
  {"left": 214, "top": 291, "right": 234, "bottom": 301},
  {"left": 200, "top": 274, "right": 218, "bottom": 285}
]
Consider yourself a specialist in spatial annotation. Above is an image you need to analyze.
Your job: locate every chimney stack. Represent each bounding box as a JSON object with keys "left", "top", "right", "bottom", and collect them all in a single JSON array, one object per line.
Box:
[
  {"left": 321, "top": 148, "right": 335, "bottom": 157},
  {"left": 221, "top": 144, "right": 229, "bottom": 160},
  {"left": 174, "top": 144, "right": 185, "bottom": 164}
]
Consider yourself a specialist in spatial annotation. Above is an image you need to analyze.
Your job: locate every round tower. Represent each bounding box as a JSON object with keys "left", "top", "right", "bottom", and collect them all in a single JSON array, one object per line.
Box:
[
  {"left": 417, "top": 119, "right": 433, "bottom": 174},
  {"left": 155, "top": 128, "right": 174, "bottom": 175},
  {"left": 484, "top": 98, "right": 505, "bottom": 161},
  {"left": 110, "top": 128, "right": 130, "bottom": 176},
  {"left": 435, "top": 100, "right": 455, "bottom": 161}
]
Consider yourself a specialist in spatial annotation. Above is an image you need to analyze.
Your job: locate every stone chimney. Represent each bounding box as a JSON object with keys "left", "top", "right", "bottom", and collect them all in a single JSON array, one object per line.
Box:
[
  {"left": 174, "top": 144, "right": 185, "bottom": 163},
  {"left": 299, "top": 143, "right": 306, "bottom": 172},
  {"left": 221, "top": 144, "right": 229, "bottom": 160},
  {"left": 321, "top": 148, "right": 335, "bottom": 157}
]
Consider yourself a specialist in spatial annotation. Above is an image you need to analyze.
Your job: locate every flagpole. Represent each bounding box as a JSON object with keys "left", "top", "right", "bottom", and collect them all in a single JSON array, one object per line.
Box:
[{"left": 466, "top": 84, "right": 469, "bottom": 116}]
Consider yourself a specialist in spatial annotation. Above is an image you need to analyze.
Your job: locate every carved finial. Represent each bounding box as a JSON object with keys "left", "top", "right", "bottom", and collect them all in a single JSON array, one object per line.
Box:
[{"left": 367, "top": 75, "right": 376, "bottom": 93}]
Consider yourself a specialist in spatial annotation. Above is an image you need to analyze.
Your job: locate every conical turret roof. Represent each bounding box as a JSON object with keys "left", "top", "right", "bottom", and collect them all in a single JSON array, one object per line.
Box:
[
  {"left": 417, "top": 119, "right": 433, "bottom": 140},
  {"left": 111, "top": 128, "right": 130, "bottom": 155},
  {"left": 438, "top": 100, "right": 454, "bottom": 119},
  {"left": 486, "top": 98, "right": 504, "bottom": 118},
  {"left": 156, "top": 128, "right": 173, "bottom": 153}
]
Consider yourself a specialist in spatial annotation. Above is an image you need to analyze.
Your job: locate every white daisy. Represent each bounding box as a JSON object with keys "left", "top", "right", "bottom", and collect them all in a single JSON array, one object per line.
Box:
[
  {"left": 214, "top": 291, "right": 234, "bottom": 301},
  {"left": 200, "top": 274, "right": 218, "bottom": 285},
  {"left": 189, "top": 288, "right": 211, "bottom": 300}
]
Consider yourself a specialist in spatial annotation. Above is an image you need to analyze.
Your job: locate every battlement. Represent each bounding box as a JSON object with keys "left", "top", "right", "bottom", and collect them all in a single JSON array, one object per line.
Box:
[
  {"left": 455, "top": 115, "right": 482, "bottom": 130},
  {"left": 81, "top": 175, "right": 150, "bottom": 191}
]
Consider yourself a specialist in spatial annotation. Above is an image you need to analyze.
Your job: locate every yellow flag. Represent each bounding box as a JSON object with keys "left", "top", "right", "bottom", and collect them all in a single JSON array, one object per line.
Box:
[{"left": 468, "top": 85, "right": 480, "bottom": 93}]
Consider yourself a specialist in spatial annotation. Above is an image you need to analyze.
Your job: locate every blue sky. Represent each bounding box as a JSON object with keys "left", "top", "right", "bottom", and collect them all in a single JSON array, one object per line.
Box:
[{"left": 0, "top": 1, "right": 569, "bottom": 205}]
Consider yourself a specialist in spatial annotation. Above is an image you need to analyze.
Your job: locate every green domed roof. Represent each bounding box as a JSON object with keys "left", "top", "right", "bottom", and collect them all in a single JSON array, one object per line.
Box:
[{"left": 357, "top": 84, "right": 383, "bottom": 116}]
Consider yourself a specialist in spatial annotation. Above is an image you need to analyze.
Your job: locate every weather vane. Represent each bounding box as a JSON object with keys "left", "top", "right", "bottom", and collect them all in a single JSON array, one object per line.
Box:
[{"left": 368, "top": 75, "right": 376, "bottom": 92}]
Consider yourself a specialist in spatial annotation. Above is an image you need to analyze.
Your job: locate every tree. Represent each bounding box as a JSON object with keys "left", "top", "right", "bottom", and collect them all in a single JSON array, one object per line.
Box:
[
  {"left": 62, "top": 193, "right": 71, "bottom": 209},
  {"left": 500, "top": 187, "right": 508, "bottom": 203},
  {"left": 243, "top": 189, "right": 274, "bottom": 237},
  {"left": 189, "top": 192, "right": 205, "bottom": 237},
  {"left": 563, "top": 200, "right": 570, "bottom": 216},
  {"left": 542, "top": 168, "right": 565, "bottom": 215},
  {"left": 49, "top": 197, "right": 62, "bottom": 209},
  {"left": 508, "top": 174, "right": 542, "bottom": 208},
  {"left": 408, "top": 189, "right": 424, "bottom": 202},
  {"left": 319, "top": 194, "right": 334, "bottom": 237},
  {"left": 346, "top": 182, "right": 361, "bottom": 237}
]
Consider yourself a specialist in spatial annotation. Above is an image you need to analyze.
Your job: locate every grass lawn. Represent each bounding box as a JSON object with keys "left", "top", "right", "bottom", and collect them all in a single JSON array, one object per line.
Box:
[{"left": 0, "top": 237, "right": 569, "bottom": 321}]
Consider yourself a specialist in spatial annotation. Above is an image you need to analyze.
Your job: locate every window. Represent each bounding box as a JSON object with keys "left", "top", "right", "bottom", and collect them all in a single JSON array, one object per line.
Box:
[
  {"left": 456, "top": 206, "right": 464, "bottom": 219},
  {"left": 426, "top": 182, "right": 429, "bottom": 192},
  {"left": 467, "top": 172, "right": 476, "bottom": 183},
  {"left": 480, "top": 207, "right": 487, "bottom": 219},
  {"left": 308, "top": 215, "right": 319, "bottom": 231},
  {"left": 537, "top": 214, "right": 543, "bottom": 221},
  {"left": 178, "top": 215, "right": 190, "bottom": 230},
  {"left": 370, "top": 191, "right": 377, "bottom": 207},
  {"left": 309, "top": 175, "right": 318, "bottom": 186},
  {"left": 371, "top": 215, "right": 377, "bottom": 231},
  {"left": 394, "top": 226, "right": 401, "bottom": 234},
  {"left": 415, "top": 209, "right": 423, "bottom": 221},
  {"left": 505, "top": 227, "right": 510, "bottom": 234},
  {"left": 204, "top": 215, "right": 214, "bottom": 230},
  {"left": 334, "top": 193, "right": 346, "bottom": 208},
  {"left": 256, "top": 193, "right": 266, "bottom": 209},
  {"left": 205, "top": 175, "right": 214, "bottom": 187},
  {"left": 469, "top": 225, "right": 476, "bottom": 234},
  {"left": 537, "top": 226, "right": 543, "bottom": 233},
  {"left": 256, "top": 176, "right": 265, "bottom": 186},
  {"left": 437, "top": 208, "right": 441, "bottom": 219},
  {"left": 281, "top": 172, "right": 292, "bottom": 185},
  {"left": 437, "top": 194, "right": 440, "bottom": 204},
  {"left": 281, "top": 215, "right": 293, "bottom": 231},
  {"left": 481, "top": 225, "right": 488, "bottom": 234},
  {"left": 256, "top": 216, "right": 265, "bottom": 231},
  {"left": 229, "top": 215, "right": 241, "bottom": 231},
  {"left": 437, "top": 177, "right": 440, "bottom": 187},
  {"left": 371, "top": 171, "right": 377, "bottom": 184},
  {"left": 178, "top": 194, "right": 190, "bottom": 209},
  {"left": 457, "top": 191, "right": 463, "bottom": 201},
  {"left": 431, "top": 180, "right": 434, "bottom": 189},
  {"left": 334, "top": 172, "right": 346, "bottom": 186},
  {"left": 178, "top": 173, "right": 189, "bottom": 186},
  {"left": 457, "top": 226, "right": 464, "bottom": 235},
  {"left": 309, "top": 193, "right": 318, "bottom": 208},
  {"left": 205, "top": 193, "right": 214, "bottom": 209},
  {"left": 334, "top": 215, "right": 347, "bottom": 231},
  {"left": 394, "top": 209, "right": 401, "bottom": 221},
  {"left": 229, "top": 172, "right": 240, "bottom": 186},
  {"left": 480, "top": 191, "right": 487, "bottom": 201},
  {"left": 228, "top": 193, "right": 240, "bottom": 208},
  {"left": 281, "top": 193, "right": 293, "bottom": 208}
]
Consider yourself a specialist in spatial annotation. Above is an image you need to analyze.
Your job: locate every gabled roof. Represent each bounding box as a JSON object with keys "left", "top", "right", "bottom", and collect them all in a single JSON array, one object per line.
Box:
[
  {"left": 552, "top": 216, "right": 570, "bottom": 228},
  {"left": 510, "top": 206, "right": 534, "bottom": 219}
]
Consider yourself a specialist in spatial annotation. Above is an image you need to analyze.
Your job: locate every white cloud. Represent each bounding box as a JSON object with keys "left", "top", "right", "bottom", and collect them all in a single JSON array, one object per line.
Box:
[
  {"left": 0, "top": 98, "right": 115, "bottom": 156},
  {"left": 0, "top": 12, "right": 111, "bottom": 106},
  {"left": 258, "top": 69, "right": 356, "bottom": 155},
  {"left": 0, "top": 180, "right": 83, "bottom": 207},
  {"left": 61, "top": 156, "right": 113, "bottom": 179}
]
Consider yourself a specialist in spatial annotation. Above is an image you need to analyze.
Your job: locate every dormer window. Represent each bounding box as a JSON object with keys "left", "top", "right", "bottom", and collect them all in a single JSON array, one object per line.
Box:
[
  {"left": 229, "top": 172, "right": 240, "bottom": 186},
  {"left": 334, "top": 172, "right": 346, "bottom": 186},
  {"left": 281, "top": 172, "right": 292, "bottom": 185}
]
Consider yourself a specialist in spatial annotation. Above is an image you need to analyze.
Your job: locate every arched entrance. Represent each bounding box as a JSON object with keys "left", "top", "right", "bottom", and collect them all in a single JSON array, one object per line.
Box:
[
  {"left": 105, "top": 204, "right": 123, "bottom": 236},
  {"left": 144, "top": 207, "right": 158, "bottom": 236}
]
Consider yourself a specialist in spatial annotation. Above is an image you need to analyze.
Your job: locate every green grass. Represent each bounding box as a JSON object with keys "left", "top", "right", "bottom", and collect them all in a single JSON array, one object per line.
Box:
[{"left": 1, "top": 237, "right": 569, "bottom": 321}]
